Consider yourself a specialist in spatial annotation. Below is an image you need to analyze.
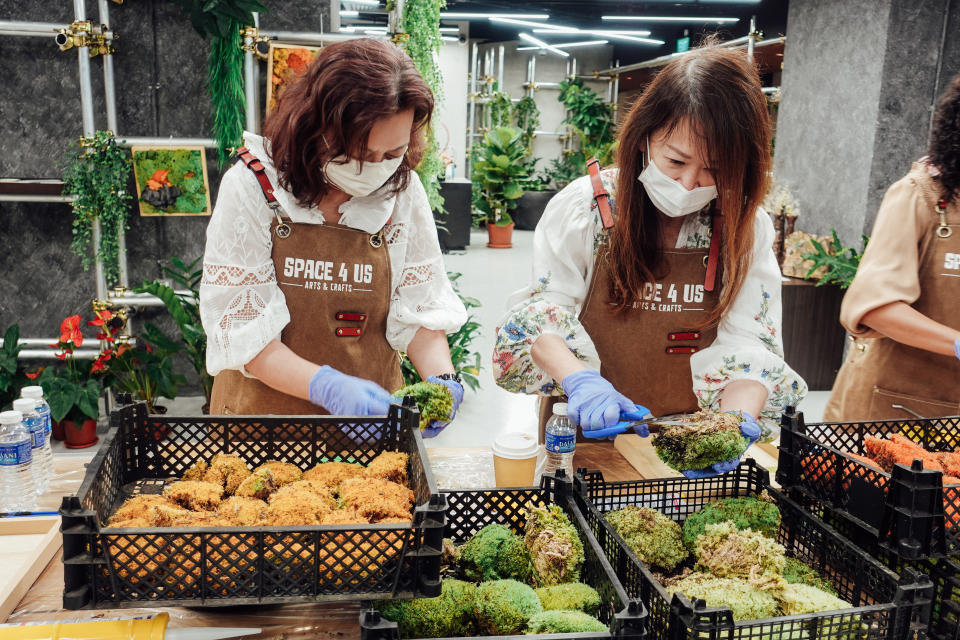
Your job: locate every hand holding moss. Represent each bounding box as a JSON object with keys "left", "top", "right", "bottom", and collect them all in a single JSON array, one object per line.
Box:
[
  {"left": 653, "top": 410, "right": 760, "bottom": 479},
  {"left": 393, "top": 380, "right": 457, "bottom": 436},
  {"left": 423, "top": 375, "right": 463, "bottom": 436}
]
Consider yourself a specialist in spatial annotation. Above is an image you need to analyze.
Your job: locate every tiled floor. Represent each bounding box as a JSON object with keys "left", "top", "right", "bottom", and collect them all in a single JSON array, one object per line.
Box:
[{"left": 63, "top": 227, "right": 831, "bottom": 455}]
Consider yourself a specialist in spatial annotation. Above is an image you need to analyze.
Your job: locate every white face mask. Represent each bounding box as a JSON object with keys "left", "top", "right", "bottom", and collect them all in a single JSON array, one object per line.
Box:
[
  {"left": 323, "top": 154, "right": 405, "bottom": 197},
  {"left": 638, "top": 145, "right": 718, "bottom": 218}
]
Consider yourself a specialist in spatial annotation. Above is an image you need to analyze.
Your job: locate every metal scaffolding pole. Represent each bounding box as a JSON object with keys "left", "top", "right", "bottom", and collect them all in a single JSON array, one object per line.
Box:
[
  {"left": 115, "top": 136, "right": 218, "bottom": 148},
  {"left": 244, "top": 19, "right": 258, "bottom": 133},
  {"left": 0, "top": 20, "right": 66, "bottom": 34}
]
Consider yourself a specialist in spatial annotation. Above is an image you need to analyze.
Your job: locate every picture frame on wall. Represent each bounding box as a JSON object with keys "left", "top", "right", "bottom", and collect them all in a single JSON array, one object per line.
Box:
[
  {"left": 131, "top": 146, "right": 212, "bottom": 217},
  {"left": 266, "top": 42, "right": 322, "bottom": 115}
]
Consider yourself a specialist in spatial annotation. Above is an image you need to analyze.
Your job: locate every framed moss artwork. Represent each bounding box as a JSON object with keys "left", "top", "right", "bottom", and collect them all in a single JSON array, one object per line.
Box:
[
  {"left": 266, "top": 42, "right": 321, "bottom": 115},
  {"left": 131, "top": 147, "right": 212, "bottom": 216}
]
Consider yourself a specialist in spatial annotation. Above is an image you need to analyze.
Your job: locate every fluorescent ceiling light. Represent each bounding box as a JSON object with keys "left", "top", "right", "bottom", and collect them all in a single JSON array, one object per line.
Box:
[
  {"left": 602, "top": 15, "right": 739, "bottom": 23},
  {"left": 340, "top": 10, "right": 359, "bottom": 16},
  {"left": 533, "top": 28, "right": 651, "bottom": 36},
  {"left": 441, "top": 12, "right": 549, "bottom": 19},
  {"left": 438, "top": 27, "right": 460, "bottom": 32},
  {"left": 518, "top": 32, "right": 569, "bottom": 57},
  {"left": 441, "top": 36, "right": 460, "bottom": 42},
  {"left": 343, "top": 0, "right": 380, "bottom": 5},
  {"left": 490, "top": 17, "right": 567, "bottom": 30},
  {"left": 519, "top": 39, "right": 609, "bottom": 50},
  {"left": 592, "top": 31, "right": 664, "bottom": 44}
]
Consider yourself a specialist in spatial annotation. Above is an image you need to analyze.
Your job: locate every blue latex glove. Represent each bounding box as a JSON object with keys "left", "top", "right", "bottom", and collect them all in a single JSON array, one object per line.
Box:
[
  {"left": 955, "top": 337, "right": 960, "bottom": 361},
  {"left": 680, "top": 410, "right": 762, "bottom": 479},
  {"left": 561, "top": 369, "right": 637, "bottom": 432},
  {"left": 580, "top": 404, "right": 653, "bottom": 439},
  {"left": 308, "top": 365, "right": 392, "bottom": 415},
  {"left": 419, "top": 375, "right": 465, "bottom": 438}
]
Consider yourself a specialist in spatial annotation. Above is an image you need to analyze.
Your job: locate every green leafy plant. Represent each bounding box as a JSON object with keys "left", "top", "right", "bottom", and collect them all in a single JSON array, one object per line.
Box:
[
  {"left": 108, "top": 325, "right": 186, "bottom": 412},
  {"left": 488, "top": 91, "right": 514, "bottom": 129},
  {"left": 399, "top": 0, "right": 447, "bottom": 215},
  {"left": 513, "top": 96, "right": 540, "bottom": 152},
  {"left": 133, "top": 148, "right": 209, "bottom": 214},
  {"left": 543, "top": 79, "right": 616, "bottom": 189},
  {"left": 471, "top": 127, "right": 532, "bottom": 226},
  {"left": 0, "top": 325, "right": 30, "bottom": 411},
  {"left": 134, "top": 256, "right": 212, "bottom": 404},
  {"left": 801, "top": 229, "right": 869, "bottom": 289},
  {"left": 169, "top": 0, "right": 264, "bottom": 39},
  {"left": 62, "top": 131, "right": 133, "bottom": 287},
  {"left": 401, "top": 272, "right": 482, "bottom": 391},
  {"left": 35, "top": 315, "right": 103, "bottom": 424}
]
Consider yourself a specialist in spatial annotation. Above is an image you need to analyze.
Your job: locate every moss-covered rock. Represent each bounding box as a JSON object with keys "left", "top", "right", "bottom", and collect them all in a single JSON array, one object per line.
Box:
[
  {"left": 459, "top": 524, "right": 532, "bottom": 582},
  {"left": 682, "top": 495, "right": 781, "bottom": 550},
  {"left": 526, "top": 609, "right": 608, "bottom": 633},
  {"left": 474, "top": 579, "right": 543, "bottom": 635},
  {"left": 535, "top": 583, "right": 602, "bottom": 616}
]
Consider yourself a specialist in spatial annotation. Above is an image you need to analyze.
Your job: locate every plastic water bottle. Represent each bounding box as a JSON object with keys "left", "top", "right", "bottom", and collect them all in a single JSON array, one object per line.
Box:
[
  {"left": 14, "top": 398, "right": 49, "bottom": 495},
  {"left": 543, "top": 402, "right": 576, "bottom": 480},
  {"left": 20, "top": 386, "right": 53, "bottom": 492},
  {"left": 0, "top": 410, "right": 36, "bottom": 513}
]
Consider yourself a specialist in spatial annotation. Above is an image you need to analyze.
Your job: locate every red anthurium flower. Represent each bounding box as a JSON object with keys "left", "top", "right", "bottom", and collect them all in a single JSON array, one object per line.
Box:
[
  {"left": 91, "top": 358, "right": 107, "bottom": 373},
  {"left": 88, "top": 310, "right": 113, "bottom": 327},
  {"left": 55, "top": 352, "right": 67, "bottom": 361},
  {"left": 59, "top": 315, "right": 84, "bottom": 347},
  {"left": 25, "top": 369, "right": 42, "bottom": 380}
]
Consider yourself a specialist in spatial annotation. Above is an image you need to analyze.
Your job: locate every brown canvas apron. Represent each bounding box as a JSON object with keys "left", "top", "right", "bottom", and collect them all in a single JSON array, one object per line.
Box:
[
  {"left": 209, "top": 148, "right": 403, "bottom": 416},
  {"left": 824, "top": 169, "right": 960, "bottom": 421},
  {"left": 538, "top": 160, "right": 722, "bottom": 442}
]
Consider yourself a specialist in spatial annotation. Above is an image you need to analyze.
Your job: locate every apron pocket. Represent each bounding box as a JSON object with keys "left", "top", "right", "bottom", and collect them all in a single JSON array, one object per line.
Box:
[{"left": 869, "top": 386, "right": 960, "bottom": 419}]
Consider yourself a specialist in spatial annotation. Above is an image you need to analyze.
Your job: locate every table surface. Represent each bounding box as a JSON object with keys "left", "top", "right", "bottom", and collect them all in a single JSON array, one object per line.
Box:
[{"left": 10, "top": 442, "right": 776, "bottom": 637}]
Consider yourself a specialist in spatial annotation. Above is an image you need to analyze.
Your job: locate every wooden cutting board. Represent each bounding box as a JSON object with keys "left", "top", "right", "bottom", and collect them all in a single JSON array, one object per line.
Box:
[
  {"left": 0, "top": 516, "right": 61, "bottom": 622},
  {"left": 613, "top": 434, "right": 781, "bottom": 482}
]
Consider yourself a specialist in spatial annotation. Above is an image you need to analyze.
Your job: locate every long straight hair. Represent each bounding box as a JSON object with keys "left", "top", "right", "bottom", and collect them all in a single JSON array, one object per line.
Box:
[{"left": 610, "top": 43, "right": 771, "bottom": 327}]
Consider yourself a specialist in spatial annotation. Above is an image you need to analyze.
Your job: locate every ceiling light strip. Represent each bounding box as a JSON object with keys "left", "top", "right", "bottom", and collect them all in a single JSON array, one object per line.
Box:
[{"left": 518, "top": 32, "right": 569, "bottom": 57}]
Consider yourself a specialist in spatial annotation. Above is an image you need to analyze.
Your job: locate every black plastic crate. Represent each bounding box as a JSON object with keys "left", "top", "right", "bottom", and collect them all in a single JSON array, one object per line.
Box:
[
  {"left": 60, "top": 400, "right": 446, "bottom": 609},
  {"left": 575, "top": 460, "right": 933, "bottom": 640},
  {"left": 360, "top": 477, "right": 647, "bottom": 640},
  {"left": 777, "top": 408, "right": 960, "bottom": 559}
]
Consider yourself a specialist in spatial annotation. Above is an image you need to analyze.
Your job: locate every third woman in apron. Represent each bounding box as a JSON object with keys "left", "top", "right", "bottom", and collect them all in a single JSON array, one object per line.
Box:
[{"left": 493, "top": 43, "right": 807, "bottom": 477}]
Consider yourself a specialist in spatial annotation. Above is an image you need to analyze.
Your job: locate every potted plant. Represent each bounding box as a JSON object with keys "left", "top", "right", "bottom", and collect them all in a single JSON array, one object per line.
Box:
[
  {"left": 36, "top": 315, "right": 104, "bottom": 448},
  {"left": 472, "top": 127, "right": 531, "bottom": 248},
  {"left": 0, "top": 324, "right": 33, "bottom": 412}
]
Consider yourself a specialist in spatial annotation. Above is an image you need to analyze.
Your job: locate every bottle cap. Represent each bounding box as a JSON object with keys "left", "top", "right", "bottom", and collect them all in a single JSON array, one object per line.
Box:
[
  {"left": 0, "top": 410, "right": 23, "bottom": 425},
  {"left": 12, "top": 399, "right": 38, "bottom": 413},
  {"left": 552, "top": 402, "right": 568, "bottom": 416},
  {"left": 21, "top": 386, "right": 43, "bottom": 399}
]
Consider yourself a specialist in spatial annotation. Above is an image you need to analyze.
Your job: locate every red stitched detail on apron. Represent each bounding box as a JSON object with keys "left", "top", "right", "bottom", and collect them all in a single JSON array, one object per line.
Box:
[
  {"left": 336, "top": 312, "right": 368, "bottom": 322},
  {"left": 666, "top": 346, "right": 699, "bottom": 355},
  {"left": 336, "top": 327, "right": 363, "bottom": 337},
  {"left": 668, "top": 331, "right": 701, "bottom": 341}
]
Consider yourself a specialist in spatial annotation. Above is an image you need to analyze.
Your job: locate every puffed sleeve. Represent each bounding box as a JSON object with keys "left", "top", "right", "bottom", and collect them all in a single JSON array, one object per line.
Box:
[
  {"left": 385, "top": 172, "right": 467, "bottom": 352},
  {"left": 493, "top": 176, "right": 602, "bottom": 395},
  {"left": 199, "top": 164, "right": 291, "bottom": 376},
  {"left": 690, "top": 209, "right": 809, "bottom": 439},
  {"left": 839, "top": 176, "right": 928, "bottom": 337}
]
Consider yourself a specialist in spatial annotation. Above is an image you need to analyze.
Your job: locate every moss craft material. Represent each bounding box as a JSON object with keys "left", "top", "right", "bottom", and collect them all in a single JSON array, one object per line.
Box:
[
  {"left": 694, "top": 522, "right": 786, "bottom": 592},
  {"left": 536, "top": 583, "right": 602, "bottom": 616},
  {"left": 524, "top": 504, "right": 584, "bottom": 586},
  {"left": 681, "top": 494, "right": 781, "bottom": 550},
  {"left": 377, "top": 578, "right": 477, "bottom": 637},
  {"left": 526, "top": 610, "right": 608, "bottom": 633},
  {"left": 782, "top": 557, "right": 837, "bottom": 595},
  {"left": 670, "top": 573, "right": 780, "bottom": 621},
  {"left": 474, "top": 579, "right": 543, "bottom": 635},
  {"left": 605, "top": 505, "right": 688, "bottom": 571},
  {"left": 132, "top": 148, "right": 210, "bottom": 215},
  {"left": 394, "top": 381, "right": 453, "bottom": 431},
  {"left": 458, "top": 523, "right": 532, "bottom": 582},
  {"left": 653, "top": 410, "right": 749, "bottom": 472}
]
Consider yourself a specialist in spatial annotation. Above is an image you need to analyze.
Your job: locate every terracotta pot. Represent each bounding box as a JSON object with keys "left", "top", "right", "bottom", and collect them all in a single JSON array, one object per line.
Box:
[
  {"left": 487, "top": 222, "right": 515, "bottom": 248},
  {"left": 51, "top": 419, "right": 66, "bottom": 442},
  {"left": 63, "top": 418, "right": 99, "bottom": 449}
]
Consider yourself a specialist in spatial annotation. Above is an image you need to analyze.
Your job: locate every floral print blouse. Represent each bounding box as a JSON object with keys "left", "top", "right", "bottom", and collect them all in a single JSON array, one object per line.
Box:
[{"left": 493, "top": 168, "right": 808, "bottom": 440}]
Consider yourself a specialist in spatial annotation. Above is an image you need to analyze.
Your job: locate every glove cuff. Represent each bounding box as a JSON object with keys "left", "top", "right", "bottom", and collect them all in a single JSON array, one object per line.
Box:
[{"left": 954, "top": 337, "right": 960, "bottom": 361}]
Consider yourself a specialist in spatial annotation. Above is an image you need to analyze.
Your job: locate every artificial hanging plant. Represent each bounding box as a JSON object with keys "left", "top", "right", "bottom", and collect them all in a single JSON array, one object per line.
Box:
[
  {"left": 62, "top": 131, "right": 133, "bottom": 287},
  {"left": 543, "top": 78, "right": 616, "bottom": 189},
  {"left": 169, "top": 0, "right": 267, "bottom": 168},
  {"left": 395, "top": 0, "right": 447, "bottom": 214}
]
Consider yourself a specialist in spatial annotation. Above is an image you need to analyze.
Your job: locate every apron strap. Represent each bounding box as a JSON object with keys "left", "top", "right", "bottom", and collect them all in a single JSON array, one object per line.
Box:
[
  {"left": 587, "top": 157, "right": 614, "bottom": 230},
  {"left": 705, "top": 212, "right": 723, "bottom": 292},
  {"left": 236, "top": 146, "right": 287, "bottom": 230}
]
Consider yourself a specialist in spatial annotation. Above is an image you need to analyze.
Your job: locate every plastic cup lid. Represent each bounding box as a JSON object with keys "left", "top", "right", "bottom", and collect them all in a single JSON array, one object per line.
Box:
[
  {"left": 0, "top": 410, "right": 23, "bottom": 424},
  {"left": 12, "top": 399, "right": 37, "bottom": 413},
  {"left": 491, "top": 432, "right": 539, "bottom": 459},
  {"left": 21, "top": 386, "right": 43, "bottom": 398},
  {"left": 553, "top": 402, "right": 567, "bottom": 416}
]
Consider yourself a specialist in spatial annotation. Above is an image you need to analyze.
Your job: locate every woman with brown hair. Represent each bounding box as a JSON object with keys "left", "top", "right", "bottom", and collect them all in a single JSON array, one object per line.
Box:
[
  {"left": 825, "top": 73, "right": 960, "bottom": 421},
  {"left": 199, "top": 38, "right": 466, "bottom": 432},
  {"left": 494, "top": 44, "right": 806, "bottom": 476}
]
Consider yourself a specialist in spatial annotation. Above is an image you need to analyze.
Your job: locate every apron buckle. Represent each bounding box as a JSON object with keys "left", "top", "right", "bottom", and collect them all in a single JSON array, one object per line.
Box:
[
  {"left": 369, "top": 231, "right": 384, "bottom": 248},
  {"left": 936, "top": 201, "right": 953, "bottom": 238}
]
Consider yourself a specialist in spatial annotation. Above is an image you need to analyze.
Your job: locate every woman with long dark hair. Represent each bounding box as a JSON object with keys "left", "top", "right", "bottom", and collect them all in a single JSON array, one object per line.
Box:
[
  {"left": 494, "top": 44, "right": 806, "bottom": 476},
  {"left": 199, "top": 38, "right": 466, "bottom": 431},
  {"left": 825, "top": 73, "right": 960, "bottom": 420}
]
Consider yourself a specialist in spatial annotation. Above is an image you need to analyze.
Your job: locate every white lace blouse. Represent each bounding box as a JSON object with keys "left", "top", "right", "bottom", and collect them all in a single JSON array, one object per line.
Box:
[
  {"left": 492, "top": 168, "right": 808, "bottom": 439},
  {"left": 200, "top": 132, "right": 467, "bottom": 376}
]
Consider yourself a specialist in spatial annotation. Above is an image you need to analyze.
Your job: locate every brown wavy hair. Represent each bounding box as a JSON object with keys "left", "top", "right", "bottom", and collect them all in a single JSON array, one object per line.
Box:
[
  {"left": 930, "top": 72, "right": 960, "bottom": 203},
  {"left": 610, "top": 43, "right": 771, "bottom": 327},
  {"left": 263, "top": 38, "right": 434, "bottom": 207}
]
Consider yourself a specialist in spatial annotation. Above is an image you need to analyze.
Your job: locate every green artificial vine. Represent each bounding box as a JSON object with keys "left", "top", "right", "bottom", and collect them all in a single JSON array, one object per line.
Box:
[
  {"left": 62, "top": 131, "right": 133, "bottom": 287},
  {"left": 488, "top": 91, "right": 514, "bottom": 129},
  {"left": 169, "top": 0, "right": 267, "bottom": 167},
  {"left": 399, "top": 0, "right": 446, "bottom": 214},
  {"left": 513, "top": 96, "right": 540, "bottom": 152}
]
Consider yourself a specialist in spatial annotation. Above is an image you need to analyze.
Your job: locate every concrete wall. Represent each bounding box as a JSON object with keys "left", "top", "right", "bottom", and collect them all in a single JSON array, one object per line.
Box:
[
  {"left": 774, "top": 0, "right": 959, "bottom": 242},
  {"left": 475, "top": 41, "right": 613, "bottom": 180},
  {"left": 437, "top": 22, "right": 470, "bottom": 178}
]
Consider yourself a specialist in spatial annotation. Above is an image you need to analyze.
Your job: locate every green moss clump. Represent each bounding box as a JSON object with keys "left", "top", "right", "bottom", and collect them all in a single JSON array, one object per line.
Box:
[
  {"left": 524, "top": 504, "right": 584, "bottom": 586},
  {"left": 682, "top": 495, "right": 781, "bottom": 550},
  {"left": 653, "top": 411, "right": 749, "bottom": 472},
  {"left": 535, "top": 583, "right": 602, "bottom": 616},
  {"left": 377, "top": 578, "right": 477, "bottom": 637},
  {"left": 526, "top": 610, "right": 608, "bottom": 633},
  {"left": 474, "top": 579, "right": 543, "bottom": 634},
  {"left": 605, "top": 506, "right": 688, "bottom": 571},
  {"left": 694, "top": 522, "right": 786, "bottom": 591},
  {"left": 459, "top": 524, "right": 532, "bottom": 582},
  {"left": 394, "top": 382, "right": 454, "bottom": 431},
  {"left": 671, "top": 573, "right": 779, "bottom": 621},
  {"left": 778, "top": 582, "right": 852, "bottom": 615},
  {"left": 783, "top": 557, "right": 837, "bottom": 595}
]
